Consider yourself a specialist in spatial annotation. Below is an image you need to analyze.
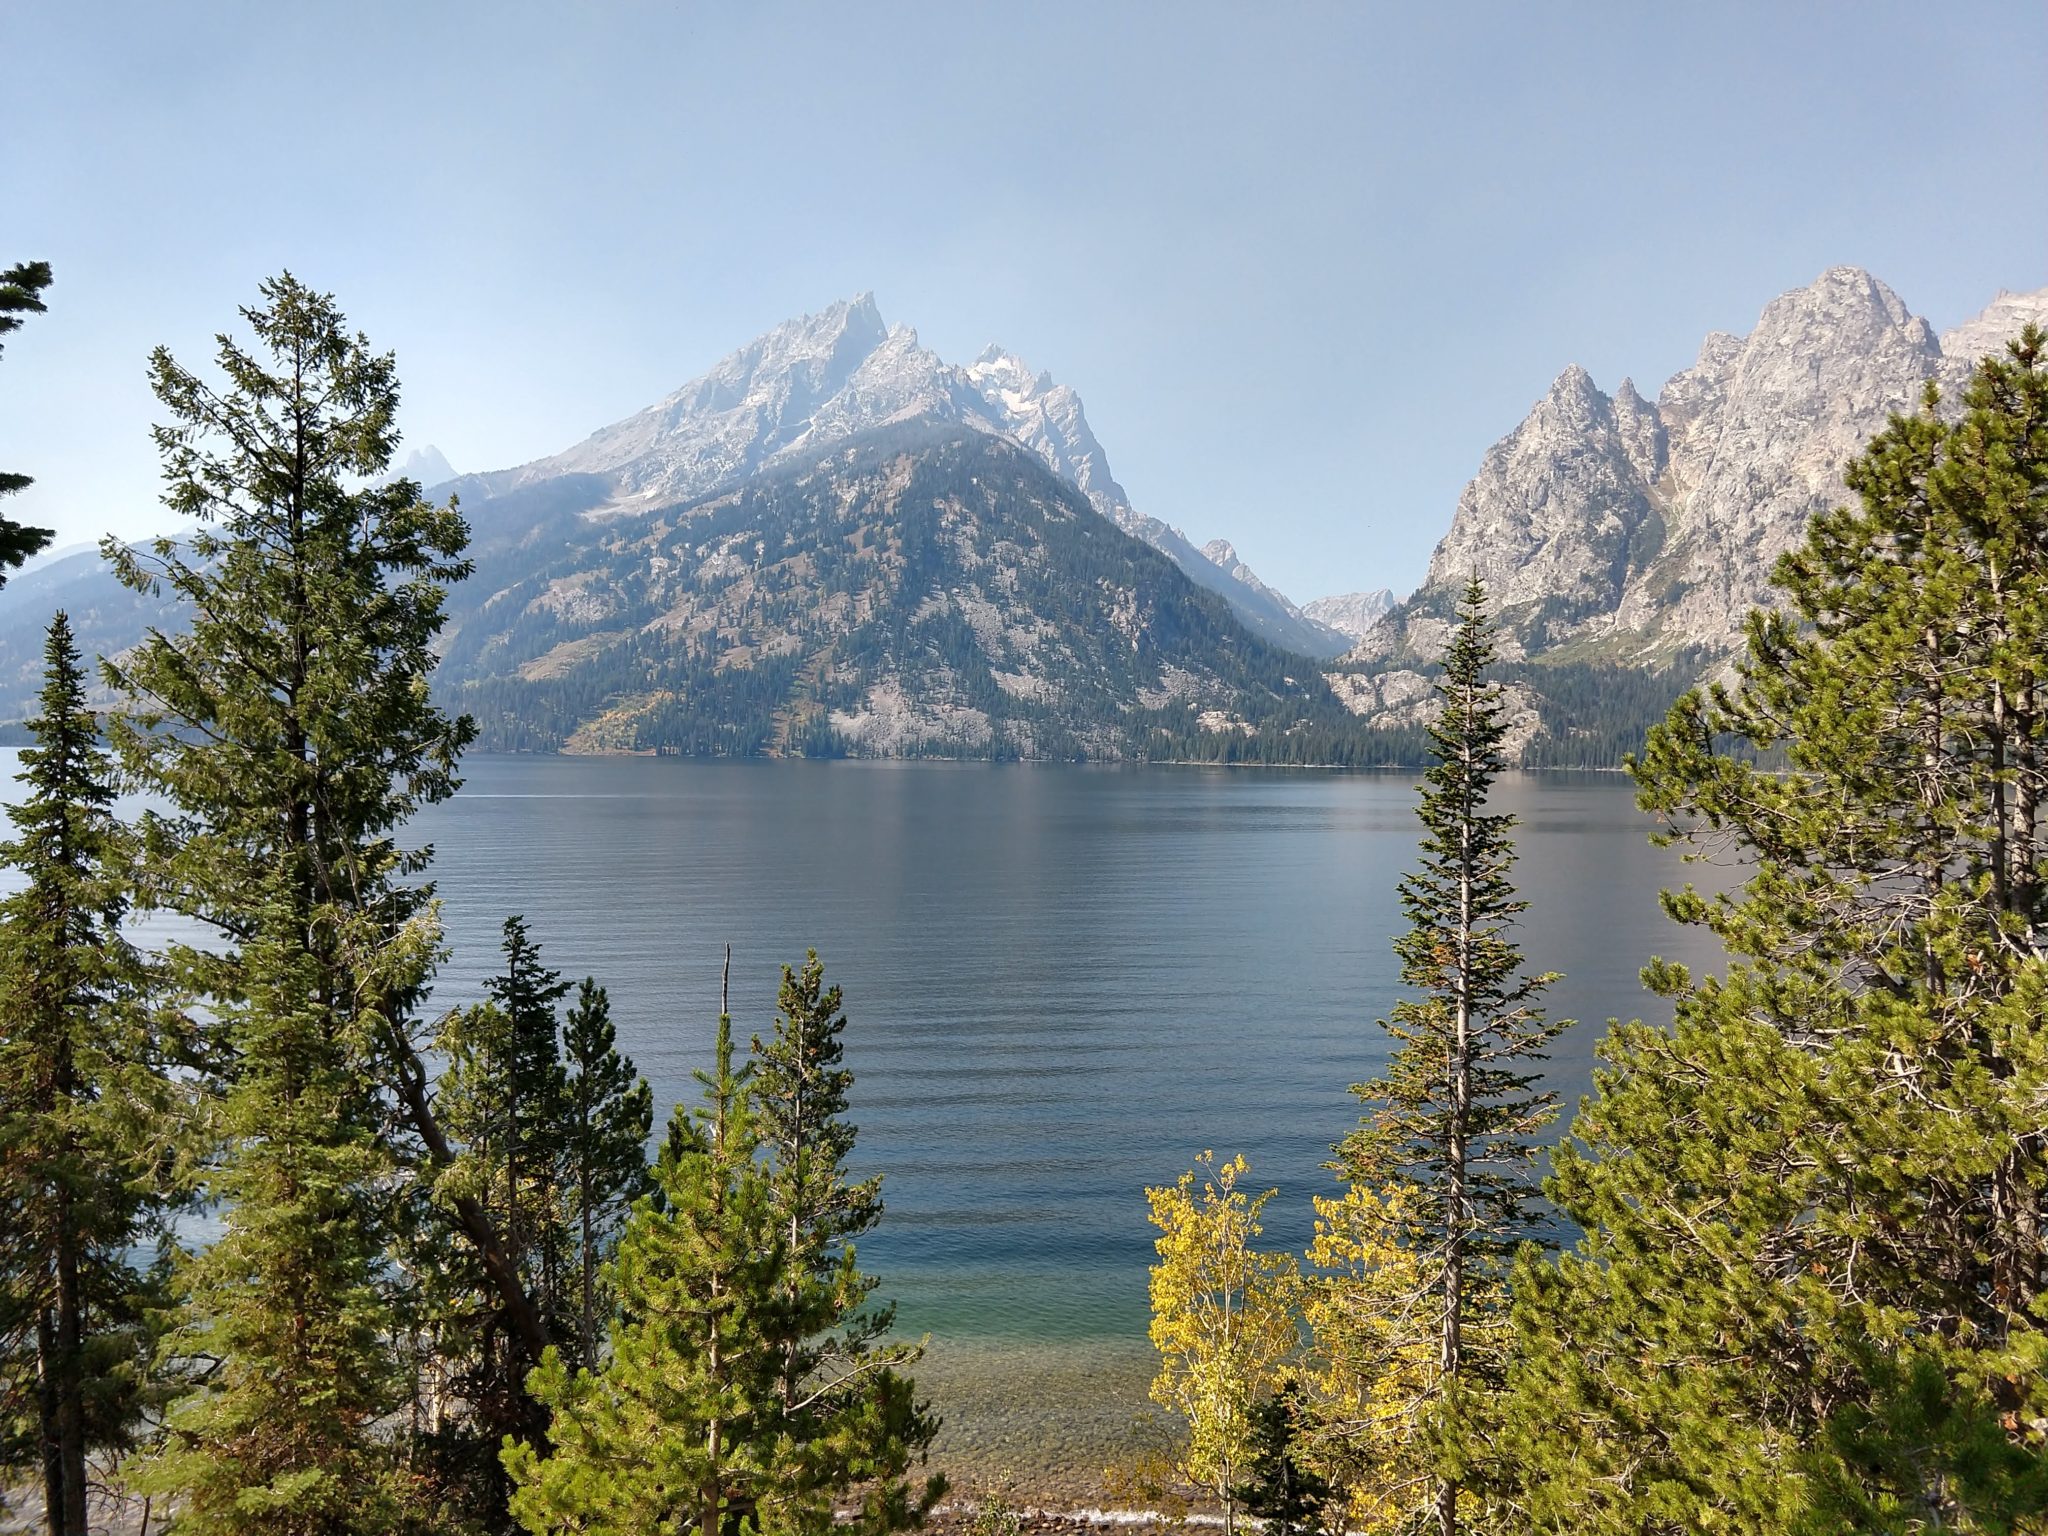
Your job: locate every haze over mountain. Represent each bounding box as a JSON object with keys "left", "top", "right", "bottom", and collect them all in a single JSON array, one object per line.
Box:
[{"left": 1301, "top": 589, "right": 1397, "bottom": 642}]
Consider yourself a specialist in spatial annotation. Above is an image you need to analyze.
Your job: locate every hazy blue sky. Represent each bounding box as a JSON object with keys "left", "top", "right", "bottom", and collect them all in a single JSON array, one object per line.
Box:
[{"left": 6, "top": 2, "right": 2043, "bottom": 601}]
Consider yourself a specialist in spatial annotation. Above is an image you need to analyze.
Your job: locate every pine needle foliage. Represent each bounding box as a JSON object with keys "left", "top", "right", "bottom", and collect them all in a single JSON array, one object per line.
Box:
[
  {"left": 505, "top": 1012, "right": 786, "bottom": 1536},
  {"left": 1326, "top": 578, "right": 1566, "bottom": 1536},
  {"left": 561, "top": 977, "right": 653, "bottom": 1368},
  {"left": 749, "top": 952, "right": 942, "bottom": 1536},
  {"left": 1500, "top": 330, "right": 2048, "bottom": 1533},
  {"left": 0, "top": 260, "right": 57, "bottom": 576}
]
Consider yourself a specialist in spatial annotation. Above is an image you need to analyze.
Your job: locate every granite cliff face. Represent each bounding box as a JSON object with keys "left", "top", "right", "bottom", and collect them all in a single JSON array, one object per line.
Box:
[
  {"left": 1352, "top": 268, "right": 2048, "bottom": 668},
  {"left": 448, "top": 297, "right": 1348, "bottom": 657}
]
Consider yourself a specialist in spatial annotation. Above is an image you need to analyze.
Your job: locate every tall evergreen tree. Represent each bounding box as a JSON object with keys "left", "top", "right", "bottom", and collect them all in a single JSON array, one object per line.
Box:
[
  {"left": 1499, "top": 332, "right": 2048, "bottom": 1533},
  {"left": 0, "top": 260, "right": 57, "bottom": 577},
  {"left": 1321, "top": 579, "right": 1566, "bottom": 1536},
  {"left": 104, "top": 273, "right": 476, "bottom": 1531},
  {"left": 749, "top": 952, "right": 941, "bottom": 1536},
  {"left": 560, "top": 978, "right": 652, "bottom": 1367},
  {"left": 505, "top": 1009, "right": 786, "bottom": 1536},
  {"left": 0, "top": 614, "right": 171, "bottom": 1536}
]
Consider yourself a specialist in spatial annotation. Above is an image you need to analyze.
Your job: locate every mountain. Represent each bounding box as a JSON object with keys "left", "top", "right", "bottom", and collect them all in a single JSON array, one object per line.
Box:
[
  {"left": 446, "top": 296, "right": 1348, "bottom": 658},
  {"left": 437, "top": 421, "right": 1377, "bottom": 760},
  {"left": 390, "top": 443, "right": 456, "bottom": 487},
  {"left": 0, "top": 541, "right": 173, "bottom": 717},
  {"left": 1349, "top": 268, "right": 2048, "bottom": 671},
  {"left": 1301, "top": 589, "right": 1396, "bottom": 642}
]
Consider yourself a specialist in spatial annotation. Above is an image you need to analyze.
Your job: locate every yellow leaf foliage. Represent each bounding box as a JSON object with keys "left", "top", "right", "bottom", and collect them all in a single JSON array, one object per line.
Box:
[
  {"left": 1144, "top": 1151, "right": 1299, "bottom": 1531},
  {"left": 1301, "top": 1181, "right": 1441, "bottom": 1535}
]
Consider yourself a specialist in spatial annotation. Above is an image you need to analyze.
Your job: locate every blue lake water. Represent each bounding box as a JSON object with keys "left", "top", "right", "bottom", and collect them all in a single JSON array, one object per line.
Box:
[{"left": 3, "top": 752, "right": 1730, "bottom": 1482}]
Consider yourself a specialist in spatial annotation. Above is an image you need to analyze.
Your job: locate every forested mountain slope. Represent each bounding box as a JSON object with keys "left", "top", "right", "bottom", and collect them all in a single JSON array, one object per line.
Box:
[{"left": 438, "top": 421, "right": 1377, "bottom": 760}]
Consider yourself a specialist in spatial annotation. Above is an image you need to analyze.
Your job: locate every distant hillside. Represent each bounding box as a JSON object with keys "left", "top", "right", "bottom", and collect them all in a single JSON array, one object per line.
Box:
[{"left": 439, "top": 421, "right": 1382, "bottom": 761}]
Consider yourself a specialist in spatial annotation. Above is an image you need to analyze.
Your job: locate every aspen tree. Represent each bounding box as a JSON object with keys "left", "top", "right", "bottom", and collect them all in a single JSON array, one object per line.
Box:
[{"left": 1145, "top": 1150, "right": 1299, "bottom": 1536}]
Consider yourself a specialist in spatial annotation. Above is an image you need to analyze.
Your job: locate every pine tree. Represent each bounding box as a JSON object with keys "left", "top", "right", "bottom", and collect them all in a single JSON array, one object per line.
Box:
[
  {"left": 104, "top": 273, "right": 475, "bottom": 1531},
  {"left": 749, "top": 952, "right": 941, "bottom": 1536},
  {"left": 0, "top": 614, "right": 171, "bottom": 1536},
  {"left": 134, "top": 895, "right": 410, "bottom": 1536},
  {"left": 483, "top": 916, "right": 573, "bottom": 1337},
  {"left": 505, "top": 1010, "right": 786, "bottom": 1536},
  {"left": 561, "top": 978, "right": 652, "bottom": 1368},
  {"left": 0, "top": 260, "right": 57, "bottom": 577},
  {"left": 1321, "top": 578, "right": 1566, "bottom": 1536},
  {"left": 1234, "top": 1375, "right": 1334, "bottom": 1536},
  {"left": 1145, "top": 1151, "right": 1300, "bottom": 1536},
  {"left": 1498, "top": 332, "right": 2048, "bottom": 1533}
]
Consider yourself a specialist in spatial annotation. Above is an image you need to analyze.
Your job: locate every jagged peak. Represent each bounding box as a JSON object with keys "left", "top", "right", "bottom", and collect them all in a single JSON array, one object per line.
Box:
[
  {"left": 1767, "top": 265, "right": 1914, "bottom": 329},
  {"left": 1546, "top": 363, "right": 1603, "bottom": 406},
  {"left": 1202, "top": 538, "right": 1240, "bottom": 567}
]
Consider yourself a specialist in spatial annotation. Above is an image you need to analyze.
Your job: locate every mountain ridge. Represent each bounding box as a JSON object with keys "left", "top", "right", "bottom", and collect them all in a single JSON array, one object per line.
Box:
[
  {"left": 444, "top": 296, "right": 1352, "bottom": 658},
  {"left": 1347, "top": 267, "right": 2048, "bottom": 674}
]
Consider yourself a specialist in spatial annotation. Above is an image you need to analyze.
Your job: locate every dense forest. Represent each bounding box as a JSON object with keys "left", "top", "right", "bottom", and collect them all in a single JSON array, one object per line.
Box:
[{"left": 2, "top": 266, "right": 2045, "bottom": 1536}]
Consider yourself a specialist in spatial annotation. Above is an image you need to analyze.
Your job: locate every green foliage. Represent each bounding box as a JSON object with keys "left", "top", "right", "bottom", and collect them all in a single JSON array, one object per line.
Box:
[
  {"left": 424, "top": 922, "right": 652, "bottom": 1526},
  {"left": 562, "top": 977, "right": 653, "bottom": 1366},
  {"left": 104, "top": 273, "right": 474, "bottom": 1533},
  {"left": 749, "top": 952, "right": 942, "bottom": 1536},
  {"left": 504, "top": 1013, "right": 787, "bottom": 1536},
  {"left": 506, "top": 957, "right": 937, "bottom": 1536},
  {"left": 131, "top": 892, "right": 413, "bottom": 1536},
  {"left": 0, "top": 614, "right": 174, "bottom": 1533},
  {"left": 1325, "top": 580, "right": 1567, "bottom": 1536},
  {"left": 1234, "top": 1376, "right": 1335, "bottom": 1536},
  {"left": 0, "top": 260, "right": 57, "bottom": 576},
  {"left": 1500, "top": 330, "right": 2048, "bottom": 1533}
]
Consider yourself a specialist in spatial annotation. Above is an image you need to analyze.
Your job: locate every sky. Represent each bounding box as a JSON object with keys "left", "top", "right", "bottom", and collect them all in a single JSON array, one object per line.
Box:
[{"left": 5, "top": 2, "right": 2044, "bottom": 603}]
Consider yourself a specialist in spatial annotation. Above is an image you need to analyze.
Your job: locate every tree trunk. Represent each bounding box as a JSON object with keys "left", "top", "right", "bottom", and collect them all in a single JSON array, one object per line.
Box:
[
  {"left": 37, "top": 1307, "right": 63, "bottom": 1536},
  {"left": 382, "top": 1018, "right": 551, "bottom": 1361},
  {"left": 54, "top": 1197, "right": 86, "bottom": 1536}
]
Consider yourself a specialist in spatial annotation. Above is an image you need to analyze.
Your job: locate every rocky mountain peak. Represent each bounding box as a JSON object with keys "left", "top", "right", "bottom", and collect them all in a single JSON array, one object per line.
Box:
[
  {"left": 435, "top": 296, "right": 1349, "bottom": 659},
  {"left": 1355, "top": 267, "right": 2031, "bottom": 673},
  {"left": 1940, "top": 285, "right": 2048, "bottom": 375}
]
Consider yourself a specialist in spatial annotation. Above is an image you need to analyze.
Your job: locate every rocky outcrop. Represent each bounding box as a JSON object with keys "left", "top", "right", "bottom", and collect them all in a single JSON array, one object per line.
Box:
[
  {"left": 1300, "top": 588, "right": 1396, "bottom": 641},
  {"left": 1352, "top": 269, "right": 2048, "bottom": 668},
  {"left": 430, "top": 421, "right": 1369, "bottom": 758}
]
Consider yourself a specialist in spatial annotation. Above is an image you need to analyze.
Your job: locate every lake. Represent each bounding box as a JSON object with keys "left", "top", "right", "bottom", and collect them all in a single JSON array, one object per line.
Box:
[
  {"left": 2, "top": 752, "right": 1728, "bottom": 1486},
  {"left": 413, "top": 757, "right": 1726, "bottom": 1484}
]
